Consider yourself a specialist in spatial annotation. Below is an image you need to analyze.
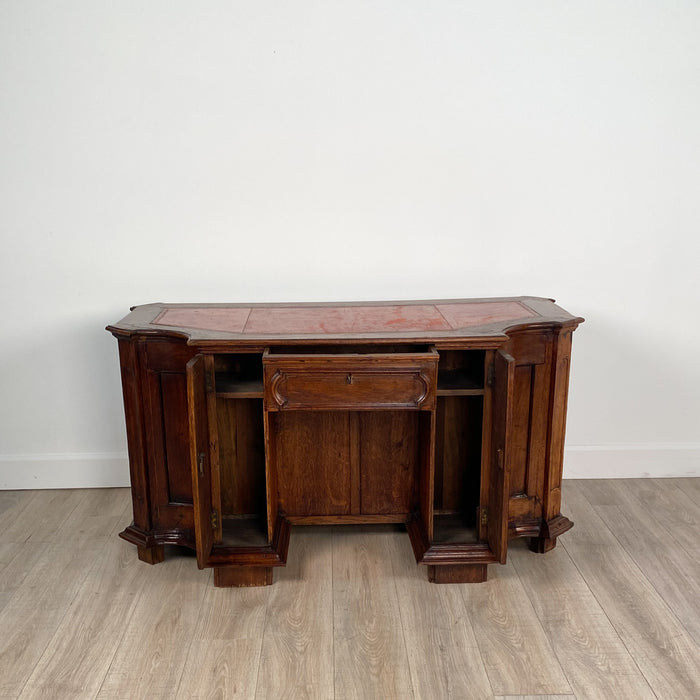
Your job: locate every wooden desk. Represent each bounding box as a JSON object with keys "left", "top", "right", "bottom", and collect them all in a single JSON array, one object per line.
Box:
[{"left": 107, "top": 297, "right": 583, "bottom": 587}]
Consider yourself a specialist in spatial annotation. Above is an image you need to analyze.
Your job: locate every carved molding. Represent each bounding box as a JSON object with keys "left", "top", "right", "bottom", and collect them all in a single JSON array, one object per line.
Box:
[
  {"left": 415, "top": 371, "right": 430, "bottom": 407},
  {"left": 269, "top": 370, "right": 288, "bottom": 408}
]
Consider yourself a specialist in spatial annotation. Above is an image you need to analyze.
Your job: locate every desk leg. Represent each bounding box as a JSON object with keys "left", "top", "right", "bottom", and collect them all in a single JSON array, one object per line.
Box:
[
  {"left": 214, "top": 566, "right": 274, "bottom": 587},
  {"left": 428, "top": 564, "right": 488, "bottom": 583}
]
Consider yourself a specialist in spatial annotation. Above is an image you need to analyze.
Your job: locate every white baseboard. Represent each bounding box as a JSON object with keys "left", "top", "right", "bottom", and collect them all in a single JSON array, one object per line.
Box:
[
  {"left": 0, "top": 452, "right": 130, "bottom": 490},
  {"left": 0, "top": 444, "right": 698, "bottom": 490},
  {"left": 563, "top": 443, "right": 700, "bottom": 479}
]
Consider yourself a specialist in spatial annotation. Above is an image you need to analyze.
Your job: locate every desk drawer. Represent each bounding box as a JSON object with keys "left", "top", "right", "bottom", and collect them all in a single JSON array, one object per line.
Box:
[{"left": 263, "top": 349, "right": 438, "bottom": 411}]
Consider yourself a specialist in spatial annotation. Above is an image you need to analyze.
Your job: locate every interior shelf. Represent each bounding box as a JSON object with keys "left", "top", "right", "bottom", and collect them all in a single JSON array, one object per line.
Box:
[
  {"left": 220, "top": 516, "right": 268, "bottom": 547},
  {"left": 436, "top": 349, "right": 485, "bottom": 397},
  {"left": 215, "top": 372, "right": 483, "bottom": 398},
  {"left": 432, "top": 512, "right": 478, "bottom": 544},
  {"left": 437, "top": 369, "right": 484, "bottom": 396},
  {"left": 215, "top": 373, "right": 264, "bottom": 399},
  {"left": 214, "top": 354, "right": 264, "bottom": 398}
]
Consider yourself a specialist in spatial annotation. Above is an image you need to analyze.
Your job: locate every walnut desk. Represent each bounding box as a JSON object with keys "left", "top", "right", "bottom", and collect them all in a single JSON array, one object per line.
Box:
[{"left": 107, "top": 297, "right": 583, "bottom": 587}]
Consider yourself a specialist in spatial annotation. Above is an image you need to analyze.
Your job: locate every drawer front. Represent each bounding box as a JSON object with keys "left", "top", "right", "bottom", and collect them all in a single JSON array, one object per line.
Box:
[{"left": 263, "top": 352, "right": 438, "bottom": 411}]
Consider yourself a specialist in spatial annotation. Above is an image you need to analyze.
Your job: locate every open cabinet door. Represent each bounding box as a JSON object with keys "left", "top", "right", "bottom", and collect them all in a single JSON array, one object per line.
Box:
[
  {"left": 488, "top": 349, "right": 514, "bottom": 564},
  {"left": 186, "top": 354, "right": 216, "bottom": 569}
]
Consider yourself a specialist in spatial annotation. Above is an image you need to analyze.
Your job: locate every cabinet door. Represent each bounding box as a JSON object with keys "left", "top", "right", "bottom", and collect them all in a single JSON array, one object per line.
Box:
[
  {"left": 186, "top": 354, "right": 217, "bottom": 568},
  {"left": 489, "top": 350, "right": 514, "bottom": 563}
]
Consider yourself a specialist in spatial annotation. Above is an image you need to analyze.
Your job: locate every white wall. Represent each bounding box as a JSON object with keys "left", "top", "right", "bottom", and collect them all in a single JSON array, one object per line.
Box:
[{"left": 1, "top": 1, "right": 698, "bottom": 488}]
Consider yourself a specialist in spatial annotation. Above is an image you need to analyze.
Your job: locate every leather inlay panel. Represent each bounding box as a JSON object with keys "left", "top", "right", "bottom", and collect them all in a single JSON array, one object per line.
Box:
[
  {"left": 153, "top": 300, "right": 538, "bottom": 335},
  {"left": 155, "top": 307, "right": 251, "bottom": 333},
  {"left": 245, "top": 305, "right": 450, "bottom": 334},
  {"left": 435, "top": 301, "right": 536, "bottom": 329}
]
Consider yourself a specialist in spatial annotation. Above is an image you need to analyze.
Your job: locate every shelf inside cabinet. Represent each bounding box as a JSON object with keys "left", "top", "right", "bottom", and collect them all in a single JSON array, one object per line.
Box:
[
  {"left": 436, "top": 349, "right": 485, "bottom": 396},
  {"left": 214, "top": 354, "right": 264, "bottom": 399},
  {"left": 215, "top": 373, "right": 264, "bottom": 399},
  {"left": 437, "top": 369, "right": 484, "bottom": 396},
  {"left": 220, "top": 516, "right": 268, "bottom": 547},
  {"left": 433, "top": 512, "right": 478, "bottom": 544}
]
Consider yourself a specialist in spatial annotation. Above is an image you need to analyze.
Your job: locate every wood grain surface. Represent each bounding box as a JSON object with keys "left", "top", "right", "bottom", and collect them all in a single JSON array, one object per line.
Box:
[{"left": 1, "top": 481, "right": 699, "bottom": 699}]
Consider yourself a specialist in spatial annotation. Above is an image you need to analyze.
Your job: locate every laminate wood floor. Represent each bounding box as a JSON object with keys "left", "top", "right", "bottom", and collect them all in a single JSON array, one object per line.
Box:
[{"left": 1, "top": 479, "right": 699, "bottom": 699}]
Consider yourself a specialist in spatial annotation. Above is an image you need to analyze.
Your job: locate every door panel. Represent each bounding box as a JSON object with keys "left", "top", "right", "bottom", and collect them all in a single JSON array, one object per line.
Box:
[
  {"left": 489, "top": 350, "right": 514, "bottom": 563},
  {"left": 272, "top": 411, "right": 352, "bottom": 516},
  {"left": 160, "top": 372, "right": 194, "bottom": 503},
  {"left": 359, "top": 411, "right": 419, "bottom": 515},
  {"left": 186, "top": 354, "right": 216, "bottom": 568}
]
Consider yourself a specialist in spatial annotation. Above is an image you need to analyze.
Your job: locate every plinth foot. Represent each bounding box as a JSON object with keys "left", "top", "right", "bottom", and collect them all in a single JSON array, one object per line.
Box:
[
  {"left": 528, "top": 536, "right": 557, "bottom": 553},
  {"left": 213, "top": 566, "right": 274, "bottom": 587},
  {"left": 137, "top": 544, "right": 165, "bottom": 564},
  {"left": 428, "top": 563, "right": 488, "bottom": 583}
]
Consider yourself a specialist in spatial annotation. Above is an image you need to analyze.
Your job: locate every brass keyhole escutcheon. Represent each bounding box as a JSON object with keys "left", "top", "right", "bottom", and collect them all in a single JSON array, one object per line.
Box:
[{"left": 346, "top": 373, "right": 353, "bottom": 384}]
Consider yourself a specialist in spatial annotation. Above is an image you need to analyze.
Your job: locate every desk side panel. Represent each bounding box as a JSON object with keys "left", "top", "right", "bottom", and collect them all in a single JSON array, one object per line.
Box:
[
  {"left": 116, "top": 338, "right": 151, "bottom": 531},
  {"left": 118, "top": 337, "right": 197, "bottom": 549},
  {"left": 502, "top": 331, "right": 551, "bottom": 531},
  {"left": 503, "top": 326, "right": 576, "bottom": 544}
]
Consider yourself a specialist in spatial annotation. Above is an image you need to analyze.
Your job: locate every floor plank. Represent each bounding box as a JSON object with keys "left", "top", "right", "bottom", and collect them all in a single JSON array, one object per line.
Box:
[
  {"left": 576, "top": 479, "right": 700, "bottom": 645},
  {"left": 2, "top": 489, "right": 88, "bottom": 544},
  {"left": 1, "top": 482, "right": 699, "bottom": 699},
  {"left": 576, "top": 478, "right": 700, "bottom": 555},
  {"left": 672, "top": 477, "right": 700, "bottom": 506},
  {"left": 95, "top": 550, "right": 209, "bottom": 699},
  {"left": 387, "top": 531, "right": 494, "bottom": 700},
  {"left": 332, "top": 525, "right": 415, "bottom": 700},
  {"left": 495, "top": 696, "right": 575, "bottom": 700},
  {"left": 563, "top": 482, "right": 700, "bottom": 698},
  {"left": 253, "top": 527, "right": 334, "bottom": 700},
  {"left": 460, "top": 557, "right": 572, "bottom": 696},
  {"left": 18, "top": 537, "right": 147, "bottom": 698},
  {"left": 0, "top": 542, "right": 49, "bottom": 615},
  {"left": 53, "top": 487, "right": 131, "bottom": 544},
  {"left": 175, "top": 639, "right": 263, "bottom": 700},
  {"left": 175, "top": 579, "right": 268, "bottom": 699},
  {"left": 0, "top": 540, "right": 101, "bottom": 697},
  {"left": 630, "top": 478, "right": 700, "bottom": 555},
  {"left": 0, "top": 491, "right": 33, "bottom": 528},
  {"left": 509, "top": 540, "right": 656, "bottom": 699}
]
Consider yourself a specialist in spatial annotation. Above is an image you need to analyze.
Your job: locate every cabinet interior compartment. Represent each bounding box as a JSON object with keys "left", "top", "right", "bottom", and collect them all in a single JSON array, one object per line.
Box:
[
  {"left": 437, "top": 349, "right": 485, "bottom": 395},
  {"left": 215, "top": 353, "right": 264, "bottom": 398},
  {"left": 214, "top": 353, "right": 268, "bottom": 546},
  {"left": 268, "top": 409, "right": 424, "bottom": 520},
  {"left": 433, "top": 350, "right": 485, "bottom": 543}
]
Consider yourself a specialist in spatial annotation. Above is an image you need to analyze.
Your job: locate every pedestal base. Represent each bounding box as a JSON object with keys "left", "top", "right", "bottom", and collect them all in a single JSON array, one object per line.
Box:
[
  {"left": 213, "top": 566, "right": 274, "bottom": 587},
  {"left": 428, "top": 563, "right": 488, "bottom": 583},
  {"left": 137, "top": 544, "right": 165, "bottom": 565}
]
